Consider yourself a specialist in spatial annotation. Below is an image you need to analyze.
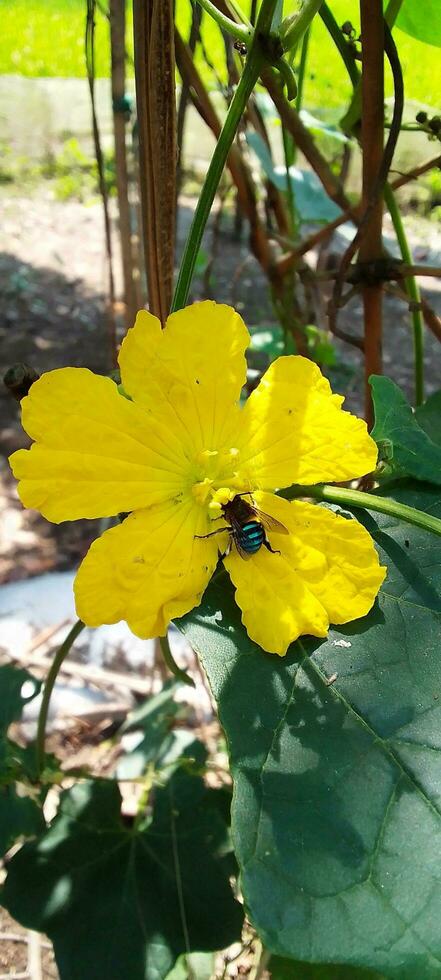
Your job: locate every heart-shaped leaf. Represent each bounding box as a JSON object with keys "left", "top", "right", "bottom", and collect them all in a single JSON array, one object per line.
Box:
[
  {"left": 2, "top": 762, "right": 243, "bottom": 980},
  {"left": 178, "top": 484, "right": 441, "bottom": 978},
  {"left": 0, "top": 665, "right": 44, "bottom": 855},
  {"left": 370, "top": 375, "right": 441, "bottom": 484}
]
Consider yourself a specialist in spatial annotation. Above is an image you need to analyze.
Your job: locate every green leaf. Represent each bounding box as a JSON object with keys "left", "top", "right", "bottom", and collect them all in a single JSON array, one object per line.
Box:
[
  {"left": 0, "top": 665, "right": 44, "bottom": 855},
  {"left": 117, "top": 679, "right": 190, "bottom": 779},
  {"left": 178, "top": 483, "right": 441, "bottom": 978},
  {"left": 415, "top": 391, "right": 441, "bottom": 447},
  {"left": 370, "top": 375, "right": 441, "bottom": 484},
  {"left": 397, "top": 0, "right": 441, "bottom": 48},
  {"left": 2, "top": 769, "right": 243, "bottom": 980},
  {"left": 165, "top": 951, "right": 215, "bottom": 980},
  {"left": 248, "top": 325, "right": 296, "bottom": 374},
  {"left": 246, "top": 132, "right": 342, "bottom": 223},
  {"left": 0, "top": 788, "right": 44, "bottom": 857},
  {"left": 271, "top": 955, "right": 385, "bottom": 979},
  {"left": 0, "top": 664, "right": 40, "bottom": 735},
  {"left": 299, "top": 109, "right": 350, "bottom": 145}
]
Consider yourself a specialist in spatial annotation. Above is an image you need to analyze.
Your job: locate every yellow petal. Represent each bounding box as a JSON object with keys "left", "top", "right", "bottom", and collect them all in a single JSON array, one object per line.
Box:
[
  {"left": 9, "top": 368, "right": 189, "bottom": 522},
  {"left": 74, "top": 499, "right": 223, "bottom": 638},
  {"left": 224, "top": 492, "right": 385, "bottom": 656},
  {"left": 119, "top": 301, "right": 249, "bottom": 456},
  {"left": 236, "top": 356, "right": 377, "bottom": 489}
]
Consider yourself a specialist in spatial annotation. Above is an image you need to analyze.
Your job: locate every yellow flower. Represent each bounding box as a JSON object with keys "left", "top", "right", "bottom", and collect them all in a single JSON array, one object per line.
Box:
[{"left": 9, "top": 301, "right": 386, "bottom": 656}]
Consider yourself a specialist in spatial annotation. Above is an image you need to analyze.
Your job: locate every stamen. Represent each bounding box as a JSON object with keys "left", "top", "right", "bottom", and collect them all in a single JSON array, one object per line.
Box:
[{"left": 192, "top": 478, "right": 213, "bottom": 504}]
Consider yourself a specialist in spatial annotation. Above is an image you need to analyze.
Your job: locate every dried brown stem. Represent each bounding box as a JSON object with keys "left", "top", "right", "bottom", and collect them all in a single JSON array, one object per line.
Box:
[
  {"left": 261, "top": 65, "right": 353, "bottom": 216},
  {"left": 420, "top": 298, "right": 441, "bottom": 343},
  {"left": 390, "top": 155, "right": 441, "bottom": 191},
  {"left": 133, "top": 0, "right": 176, "bottom": 323},
  {"left": 276, "top": 156, "right": 441, "bottom": 279},
  {"left": 174, "top": 27, "right": 272, "bottom": 270},
  {"left": 110, "top": 0, "right": 140, "bottom": 331}
]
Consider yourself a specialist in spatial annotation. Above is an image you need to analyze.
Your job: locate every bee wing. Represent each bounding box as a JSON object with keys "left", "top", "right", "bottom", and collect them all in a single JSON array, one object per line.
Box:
[
  {"left": 255, "top": 509, "right": 289, "bottom": 535},
  {"left": 237, "top": 494, "right": 289, "bottom": 535},
  {"left": 227, "top": 510, "right": 244, "bottom": 536}
]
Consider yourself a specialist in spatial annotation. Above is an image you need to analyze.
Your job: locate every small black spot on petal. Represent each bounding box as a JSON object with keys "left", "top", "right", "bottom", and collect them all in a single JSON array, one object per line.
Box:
[{"left": 195, "top": 378, "right": 200, "bottom": 385}]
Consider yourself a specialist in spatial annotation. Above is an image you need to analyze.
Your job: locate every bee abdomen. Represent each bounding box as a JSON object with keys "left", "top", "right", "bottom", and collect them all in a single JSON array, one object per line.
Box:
[{"left": 237, "top": 520, "right": 265, "bottom": 554}]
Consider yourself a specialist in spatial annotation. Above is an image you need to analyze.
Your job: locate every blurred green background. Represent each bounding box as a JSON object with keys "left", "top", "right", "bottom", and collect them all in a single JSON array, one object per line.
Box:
[{"left": 2, "top": 0, "right": 440, "bottom": 108}]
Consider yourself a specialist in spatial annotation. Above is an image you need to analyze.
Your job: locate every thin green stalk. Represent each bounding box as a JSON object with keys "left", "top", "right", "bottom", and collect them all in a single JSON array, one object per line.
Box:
[
  {"left": 296, "top": 26, "right": 310, "bottom": 112},
  {"left": 274, "top": 55, "right": 298, "bottom": 100},
  {"left": 159, "top": 635, "right": 195, "bottom": 687},
  {"left": 281, "top": 123, "right": 296, "bottom": 233},
  {"left": 171, "top": 0, "right": 278, "bottom": 313},
  {"left": 384, "top": 183, "right": 424, "bottom": 405},
  {"left": 36, "top": 619, "right": 85, "bottom": 777},
  {"left": 286, "top": 484, "right": 441, "bottom": 537},
  {"left": 195, "top": 0, "right": 251, "bottom": 42},
  {"left": 281, "top": 0, "right": 323, "bottom": 53},
  {"left": 319, "top": 3, "right": 359, "bottom": 86},
  {"left": 225, "top": 0, "right": 252, "bottom": 29}
]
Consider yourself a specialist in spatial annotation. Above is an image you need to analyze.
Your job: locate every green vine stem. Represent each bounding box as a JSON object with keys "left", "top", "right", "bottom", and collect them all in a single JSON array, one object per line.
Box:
[
  {"left": 280, "top": 0, "right": 323, "bottom": 53},
  {"left": 159, "top": 635, "right": 195, "bottom": 688},
  {"left": 36, "top": 619, "right": 86, "bottom": 777},
  {"left": 171, "top": 0, "right": 278, "bottom": 313},
  {"left": 195, "top": 0, "right": 252, "bottom": 42},
  {"left": 384, "top": 183, "right": 424, "bottom": 406},
  {"left": 285, "top": 484, "right": 441, "bottom": 537}
]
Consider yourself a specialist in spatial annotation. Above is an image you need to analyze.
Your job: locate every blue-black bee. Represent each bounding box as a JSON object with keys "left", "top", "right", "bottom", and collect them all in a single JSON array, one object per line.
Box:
[{"left": 198, "top": 493, "right": 288, "bottom": 559}]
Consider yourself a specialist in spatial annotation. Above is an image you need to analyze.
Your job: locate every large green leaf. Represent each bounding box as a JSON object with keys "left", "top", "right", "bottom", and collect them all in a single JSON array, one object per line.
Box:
[
  {"left": 0, "top": 665, "right": 44, "bottom": 855},
  {"left": 1, "top": 764, "right": 243, "bottom": 980},
  {"left": 178, "top": 484, "right": 441, "bottom": 978},
  {"left": 397, "top": 0, "right": 441, "bottom": 48},
  {"left": 415, "top": 391, "right": 441, "bottom": 447},
  {"left": 370, "top": 375, "right": 441, "bottom": 484}
]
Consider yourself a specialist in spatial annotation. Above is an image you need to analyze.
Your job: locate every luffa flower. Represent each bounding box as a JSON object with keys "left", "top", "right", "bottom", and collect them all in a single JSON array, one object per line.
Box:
[{"left": 9, "top": 301, "right": 385, "bottom": 656}]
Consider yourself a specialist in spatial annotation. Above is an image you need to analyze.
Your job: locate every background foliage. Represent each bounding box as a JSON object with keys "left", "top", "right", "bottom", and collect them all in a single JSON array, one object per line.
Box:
[{"left": 2, "top": 0, "right": 440, "bottom": 108}]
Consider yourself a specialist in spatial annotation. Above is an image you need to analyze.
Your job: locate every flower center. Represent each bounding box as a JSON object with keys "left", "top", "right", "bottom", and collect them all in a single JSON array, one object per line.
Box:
[{"left": 190, "top": 446, "right": 243, "bottom": 518}]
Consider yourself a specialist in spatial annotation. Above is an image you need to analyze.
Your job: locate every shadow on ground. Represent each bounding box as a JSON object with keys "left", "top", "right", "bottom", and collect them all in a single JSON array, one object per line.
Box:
[{"left": 1, "top": 253, "right": 113, "bottom": 584}]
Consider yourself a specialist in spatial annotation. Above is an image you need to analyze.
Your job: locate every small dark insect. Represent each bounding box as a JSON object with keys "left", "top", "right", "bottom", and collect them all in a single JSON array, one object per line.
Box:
[
  {"left": 404, "top": 539, "right": 410, "bottom": 548},
  {"left": 197, "top": 493, "right": 288, "bottom": 559},
  {"left": 234, "top": 39, "right": 248, "bottom": 56}
]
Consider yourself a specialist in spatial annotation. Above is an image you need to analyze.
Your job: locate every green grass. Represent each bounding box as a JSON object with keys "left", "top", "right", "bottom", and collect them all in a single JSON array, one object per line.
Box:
[{"left": 1, "top": 0, "right": 440, "bottom": 108}]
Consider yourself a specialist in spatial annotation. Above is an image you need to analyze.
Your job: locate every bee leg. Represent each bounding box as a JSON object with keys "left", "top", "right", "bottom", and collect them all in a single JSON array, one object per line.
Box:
[
  {"left": 264, "top": 539, "right": 280, "bottom": 555},
  {"left": 195, "top": 526, "right": 231, "bottom": 539}
]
